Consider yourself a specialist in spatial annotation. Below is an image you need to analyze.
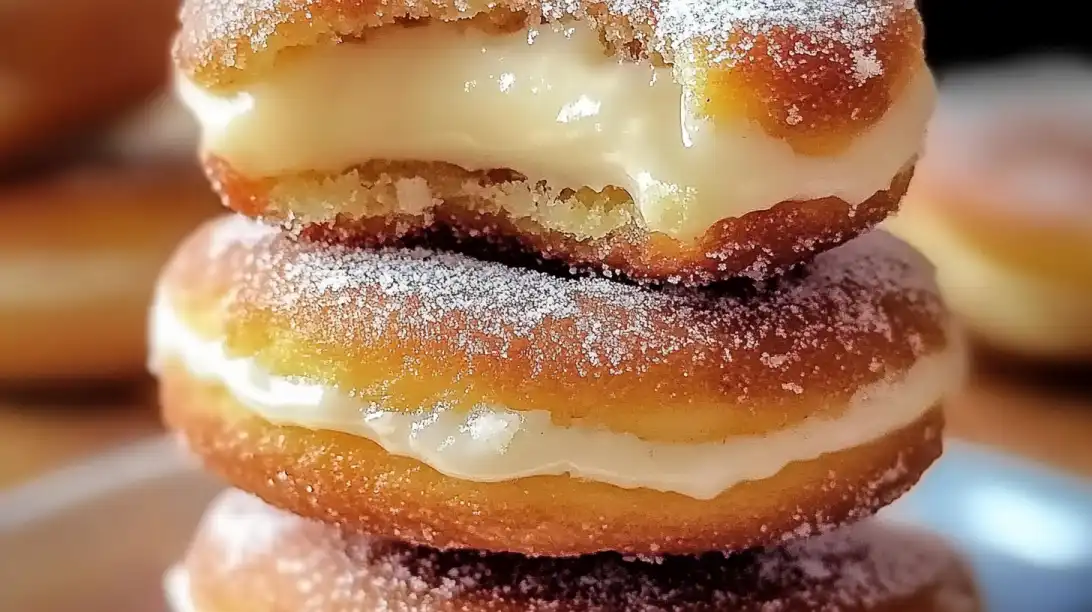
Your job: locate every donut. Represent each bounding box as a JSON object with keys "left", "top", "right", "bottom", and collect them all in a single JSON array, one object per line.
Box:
[
  {"left": 0, "top": 167, "right": 218, "bottom": 383},
  {"left": 174, "top": 0, "right": 935, "bottom": 284},
  {"left": 153, "top": 215, "right": 962, "bottom": 555},
  {"left": 0, "top": 0, "right": 177, "bottom": 164},
  {"left": 166, "top": 488, "right": 981, "bottom": 612},
  {"left": 887, "top": 58, "right": 1092, "bottom": 361}
]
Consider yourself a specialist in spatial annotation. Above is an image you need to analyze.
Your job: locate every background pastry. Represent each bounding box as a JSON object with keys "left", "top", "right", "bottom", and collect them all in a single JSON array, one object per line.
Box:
[
  {"left": 888, "top": 58, "right": 1092, "bottom": 362},
  {"left": 0, "top": 0, "right": 176, "bottom": 165},
  {"left": 0, "top": 167, "right": 218, "bottom": 383}
]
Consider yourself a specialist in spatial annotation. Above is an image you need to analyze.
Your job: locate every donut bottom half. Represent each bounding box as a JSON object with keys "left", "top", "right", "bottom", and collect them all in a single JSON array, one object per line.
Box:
[{"left": 161, "top": 363, "right": 944, "bottom": 557}]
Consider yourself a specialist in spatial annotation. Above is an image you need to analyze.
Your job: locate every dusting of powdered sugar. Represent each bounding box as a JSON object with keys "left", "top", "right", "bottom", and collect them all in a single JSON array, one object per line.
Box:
[
  {"left": 200, "top": 485, "right": 302, "bottom": 570},
  {"left": 181, "top": 0, "right": 915, "bottom": 92},
  {"left": 200, "top": 216, "right": 942, "bottom": 396},
  {"left": 189, "top": 489, "right": 968, "bottom": 612},
  {"left": 620, "top": 0, "right": 915, "bottom": 69}
]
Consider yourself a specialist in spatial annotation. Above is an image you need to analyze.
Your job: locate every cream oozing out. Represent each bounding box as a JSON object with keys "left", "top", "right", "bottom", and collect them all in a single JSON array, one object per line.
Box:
[
  {"left": 164, "top": 567, "right": 196, "bottom": 612},
  {"left": 178, "top": 22, "right": 935, "bottom": 240},
  {"left": 150, "top": 296, "right": 960, "bottom": 500}
]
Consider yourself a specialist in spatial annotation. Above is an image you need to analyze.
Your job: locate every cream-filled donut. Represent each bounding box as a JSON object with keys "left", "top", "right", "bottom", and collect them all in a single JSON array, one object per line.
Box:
[
  {"left": 153, "top": 215, "right": 962, "bottom": 555},
  {"left": 167, "top": 489, "right": 981, "bottom": 612},
  {"left": 175, "top": 0, "right": 934, "bottom": 284}
]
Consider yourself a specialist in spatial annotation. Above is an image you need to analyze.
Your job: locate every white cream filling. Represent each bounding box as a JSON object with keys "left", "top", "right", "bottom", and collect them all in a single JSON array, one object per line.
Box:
[
  {"left": 151, "top": 297, "right": 959, "bottom": 500},
  {"left": 178, "top": 23, "right": 935, "bottom": 241},
  {"left": 164, "top": 566, "right": 196, "bottom": 612}
]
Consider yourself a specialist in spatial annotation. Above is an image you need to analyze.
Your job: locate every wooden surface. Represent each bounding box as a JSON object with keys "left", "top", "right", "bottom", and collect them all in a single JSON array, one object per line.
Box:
[{"left": 0, "top": 367, "right": 1091, "bottom": 490}]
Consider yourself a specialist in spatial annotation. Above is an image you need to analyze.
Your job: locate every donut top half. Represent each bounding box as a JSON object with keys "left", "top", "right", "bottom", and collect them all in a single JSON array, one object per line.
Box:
[
  {"left": 173, "top": 0, "right": 935, "bottom": 246},
  {"left": 155, "top": 216, "right": 958, "bottom": 447}
]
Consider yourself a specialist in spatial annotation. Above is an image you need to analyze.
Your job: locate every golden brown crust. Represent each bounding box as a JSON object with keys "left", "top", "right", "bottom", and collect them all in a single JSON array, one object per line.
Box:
[
  {"left": 696, "top": 8, "right": 923, "bottom": 154},
  {"left": 179, "top": 490, "right": 980, "bottom": 612},
  {"left": 175, "top": 0, "right": 924, "bottom": 148},
  {"left": 0, "top": 0, "right": 176, "bottom": 163},
  {"left": 162, "top": 366, "right": 945, "bottom": 556},
  {"left": 206, "top": 159, "right": 914, "bottom": 285},
  {"left": 157, "top": 216, "right": 949, "bottom": 442},
  {"left": 0, "top": 167, "right": 218, "bottom": 382}
]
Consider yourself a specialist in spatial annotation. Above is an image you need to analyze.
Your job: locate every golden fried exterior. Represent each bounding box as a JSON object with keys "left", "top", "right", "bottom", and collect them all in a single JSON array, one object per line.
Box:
[
  {"left": 156, "top": 216, "right": 955, "bottom": 555},
  {"left": 177, "top": 0, "right": 927, "bottom": 283}
]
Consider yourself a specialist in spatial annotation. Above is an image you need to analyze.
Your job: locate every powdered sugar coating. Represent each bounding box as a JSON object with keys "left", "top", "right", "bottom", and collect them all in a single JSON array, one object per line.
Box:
[
  {"left": 184, "top": 488, "right": 976, "bottom": 612},
  {"left": 175, "top": 216, "right": 948, "bottom": 418},
  {"left": 610, "top": 0, "right": 916, "bottom": 68},
  {"left": 176, "top": 0, "right": 922, "bottom": 105}
]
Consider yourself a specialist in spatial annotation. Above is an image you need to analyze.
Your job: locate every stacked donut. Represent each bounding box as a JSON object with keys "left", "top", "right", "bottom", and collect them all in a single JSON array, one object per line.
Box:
[{"left": 153, "top": 0, "right": 978, "bottom": 610}]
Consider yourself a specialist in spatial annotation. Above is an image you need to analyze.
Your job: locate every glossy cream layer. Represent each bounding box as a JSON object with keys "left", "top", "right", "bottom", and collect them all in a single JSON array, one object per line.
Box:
[
  {"left": 151, "top": 297, "right": 960, "bottom": 500},
  {"left": 179, "top": 23, "right": 935, "bottom": 240}
]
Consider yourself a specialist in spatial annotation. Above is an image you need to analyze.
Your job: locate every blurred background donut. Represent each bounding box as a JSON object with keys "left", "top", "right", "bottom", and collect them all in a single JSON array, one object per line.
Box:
[
  {"left": 0, "top": 165, "right": 217, "bottom": 383},
  {"left": 887, "top": 58, "right": 1092, "bottom": 364},
  {"left": 0, "top": 7, "right": 219, "bottom": 387},
  {"left": 0, "top": 0, "right": 177, "bottom": 167}
]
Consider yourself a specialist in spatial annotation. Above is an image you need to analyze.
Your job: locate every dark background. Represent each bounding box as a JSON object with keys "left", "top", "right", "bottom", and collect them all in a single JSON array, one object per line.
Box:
[{"left": 921, "top": 1, "right": 1089, "bottom": 69}]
